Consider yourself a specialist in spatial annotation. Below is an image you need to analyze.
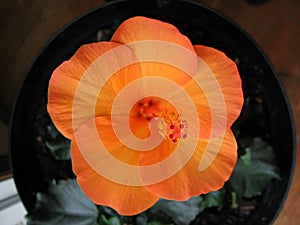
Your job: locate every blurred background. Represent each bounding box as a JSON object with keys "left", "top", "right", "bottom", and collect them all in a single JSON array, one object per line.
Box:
[{"left": 0, "top": 0, "right": 299, "bottom": 224}]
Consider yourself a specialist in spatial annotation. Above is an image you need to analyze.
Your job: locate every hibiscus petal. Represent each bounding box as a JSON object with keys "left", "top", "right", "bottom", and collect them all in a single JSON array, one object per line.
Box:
[
  {"left": 141, "top": 130, "right": 237, "bottom": 200},
  {"left": 196, "top": 45, "right": 243, "bottom": 136},
  {"left": 72, "top": 114, "right": 178, "bottom": 183},
  {"left": 178, "top": 45, "right": 243, "bottom": 139},
  {"left": 47, "top": 42, "right": 140, "bottom": 138},
  {"left": 111, "top": 16, "right": 198, "bottom": 85},
  {"left": 178, "top": 78, "right": 212, "bottom": 139},
  {"left": 111, "top": 16, "right": 194, "bottom": 53},
  {"left": 95, "top": 62, "right": 141, "bottom": 116},
  {"left": 70, "top": 116, "right": 159, "bottom": 215}
]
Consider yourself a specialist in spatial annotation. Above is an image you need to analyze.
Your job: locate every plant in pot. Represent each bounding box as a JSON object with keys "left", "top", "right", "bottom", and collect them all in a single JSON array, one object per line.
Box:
[{"left": 10, "top": 1, "right": 295, "bottom": 225}]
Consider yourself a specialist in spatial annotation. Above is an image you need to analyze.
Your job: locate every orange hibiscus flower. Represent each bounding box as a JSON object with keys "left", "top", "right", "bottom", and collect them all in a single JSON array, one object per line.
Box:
[{"left": 47, "top": 16, "right": 243, "bottom": 215}]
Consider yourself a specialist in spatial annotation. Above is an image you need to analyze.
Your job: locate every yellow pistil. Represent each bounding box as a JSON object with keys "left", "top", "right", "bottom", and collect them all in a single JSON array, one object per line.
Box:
[{"left": 156, "top": 111, "right": 188, "bottom": 143}]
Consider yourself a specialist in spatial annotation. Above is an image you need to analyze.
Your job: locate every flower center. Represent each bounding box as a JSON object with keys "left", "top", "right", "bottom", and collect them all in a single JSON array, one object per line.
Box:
[{"left": 130, "top": 97, "right": 187, "bottom": 143}]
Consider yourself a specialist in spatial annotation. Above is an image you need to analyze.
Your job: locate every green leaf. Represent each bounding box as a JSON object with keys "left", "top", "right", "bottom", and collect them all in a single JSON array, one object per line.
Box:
[
  {"left": 98, "top": 215, "right": 121, "bottom": 225},
  {"left": 240, "top": 148, "right": 251, "bottom": 168},
  {"left": 147, "top": 222, "right": 173, "bottom": 225},
  {"left": 98, "top": 215, "right": 109, "bottom": 225},
  {"left": 46, "top": 124, "right": 60, "bottom": 139},
  {"left": 229, "top": 137, "right": 280, "bottom": 198},
  {"left": 101, "top": 206, "right": 119, "bottom": 217},
  {"left": 228, "top": 159, "right": 246, "bottom": 198},
  {"left": 200, "top": 189, "right": 225, "bottom": 210},
  {"left": 136, "top": 213, "right": 148, "bottom": 225},
  {"left": 148, "top": 197, "right": 201, "bottom": 225},
  {"left": 230, "top": 192, "right": 238, "bottom": 209},
  {"left": 45, "top": 122, "right": 71, "bottom": 160},
  {"left": 45, "top": 139, "right": 70, "bottom": 160},
  {"left": 26, "top": 179, "right": 98, "bottom": 225}
]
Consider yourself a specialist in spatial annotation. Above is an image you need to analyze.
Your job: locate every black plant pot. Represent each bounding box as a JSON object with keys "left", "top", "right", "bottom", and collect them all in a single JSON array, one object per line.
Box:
[{"left": 10, "top": 0, "right": 295, "bottom": 224}]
